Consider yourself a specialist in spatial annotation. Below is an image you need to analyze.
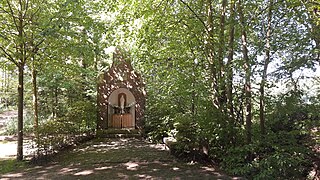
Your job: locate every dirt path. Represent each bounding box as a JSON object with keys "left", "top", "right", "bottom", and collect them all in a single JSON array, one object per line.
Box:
[
  {"left": 0, "top": 138, "right": 241, "bottom": 180},
  {"left": 0, "top": 136, "right": 36, "bottom": 159}
]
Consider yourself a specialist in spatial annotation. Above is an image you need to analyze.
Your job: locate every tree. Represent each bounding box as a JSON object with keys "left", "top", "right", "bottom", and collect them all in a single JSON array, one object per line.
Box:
[
  {"left": 259, "top": 0, "right": 273, "bottom": 137},
  {"left": 0, "top": 0, "right": 56, "bottom": 160},
  {"left": 302, "top": 0, "right": 320, "bottom": 62},
  {"left": 226, "top": 0, "right": 236, "bottom": 121},
  {"left": 1, "top": 0, "right": 32, "bottom": 160},
  {"left": 238, "top": 0, "right": 252, "bottom": 145}
]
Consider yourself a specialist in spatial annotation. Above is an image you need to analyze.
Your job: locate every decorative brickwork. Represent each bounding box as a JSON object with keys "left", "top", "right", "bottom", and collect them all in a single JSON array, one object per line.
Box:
[{"left": 97, "top": 50, "right": 146, "bottom": 131}]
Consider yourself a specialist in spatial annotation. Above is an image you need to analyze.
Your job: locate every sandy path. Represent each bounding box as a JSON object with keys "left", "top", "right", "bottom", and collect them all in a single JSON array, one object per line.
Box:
[
  {"left": 1, "top": 138, "right": 242, "bottom": 180},
  {"left": 0, "top": 136, "right": 36, "bottom": 159}
]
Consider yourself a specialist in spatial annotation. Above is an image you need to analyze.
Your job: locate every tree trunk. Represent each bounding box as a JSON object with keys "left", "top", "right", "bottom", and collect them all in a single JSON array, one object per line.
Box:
[
  {"left": 96, "top": 77, "right": 101, "bottom": 129},
  {"left": 226, "top": 0, "right": 236, "bottom": 143},
  {"left": 17, "top": 5, "right": 25, "bottom": 161},
  {"left": 226, "top": 0, "right": 235, "bottom": 120},
  {"left": 206, "top": 0, "right": 219, "bottom": 109},
  {"left": 94, "top": 49, "right": 101, "bottom": 129},
  {"left": 259, "top": 0, "right": 273, "bottom": 137},
  {"left": 191, "top": 61, "right": 196, "bottom": 116},
  {"left": 17, "top": 65, "right": 24, "bottom": 161},
  {"left": 32, "top": 67, "right": 39, "bottom": 137},
  {"left": 55, "top": 86, "right": 58, "bottom": 117},
  {"left": 52, "top": 88, "right": 55, "bottom": 118},
  {"left": 217, "top": 0, "right": 227, "bottom": 108},
  {"left": 1, "top": 67, "right": 4, "bottom": 92},
  {"left": 5, "top": 67, "right": 9, "bottom": 108},
  {"left": 238, "top": 0, "right": 252, "bottom": 145},
  {"left": 1, "top": 67, "right": 5, "bottom": 107}
]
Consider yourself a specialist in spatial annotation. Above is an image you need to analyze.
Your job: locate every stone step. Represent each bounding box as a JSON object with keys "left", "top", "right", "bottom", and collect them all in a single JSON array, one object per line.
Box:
[
  {"left": 98, "top": 133, "right": 142, "bottom": 138},
  {"left": 96, "top": 129, "right": 142, "bottom": 138}
]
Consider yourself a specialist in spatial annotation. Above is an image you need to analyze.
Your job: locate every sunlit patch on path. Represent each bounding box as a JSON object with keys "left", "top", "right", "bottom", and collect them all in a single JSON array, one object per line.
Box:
[{"left": 0, "top": 136, "right": 36, "bottom": 159}]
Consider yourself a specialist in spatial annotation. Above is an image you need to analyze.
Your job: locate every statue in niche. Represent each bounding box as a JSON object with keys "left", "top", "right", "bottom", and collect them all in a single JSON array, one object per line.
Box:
[
  {"left": 120, "top": 94, "right": 125, "bottom": 114},
  {"left": 108, "top": 93, "right": 135, "bottom": 114}
]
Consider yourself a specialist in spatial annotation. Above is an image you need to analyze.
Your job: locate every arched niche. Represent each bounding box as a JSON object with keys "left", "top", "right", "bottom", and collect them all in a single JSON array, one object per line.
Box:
[{"left": 107, "top": 88, "right": 136, "bottom": 128}]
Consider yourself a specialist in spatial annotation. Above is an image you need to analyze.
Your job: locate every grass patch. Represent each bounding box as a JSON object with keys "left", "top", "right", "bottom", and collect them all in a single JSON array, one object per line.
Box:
[
  {"left": 0, "top": 159, "right": 27, "bottom": 175},
  {"left": 0, "top": 140, "right": 10, "bottom": 144}
]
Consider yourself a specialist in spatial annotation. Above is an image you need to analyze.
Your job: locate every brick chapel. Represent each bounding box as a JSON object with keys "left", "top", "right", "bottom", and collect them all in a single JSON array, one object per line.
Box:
[{"left": 97, "top": 49, "right": 146, "bottom": 131}]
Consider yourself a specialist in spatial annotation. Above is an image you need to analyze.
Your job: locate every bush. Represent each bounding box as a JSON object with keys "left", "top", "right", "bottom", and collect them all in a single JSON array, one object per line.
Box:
[
  {"left": 220, "top": 92, "right": 315, "bottom": 179},
  {"left": 221, "top": 131, "right": 312, "bottom": 179},
  {"left": 172, "top": 113, "right": 200, "bottom": 157},
  {"left": 35, "top": 100, "right": 96, "bottom": 156},
  {"left": 64, "top": 100, "right": 97, "bottom": 131},
  {"left": 221, "top": 145, "right": 254, "bottom": 176},
  {"left": 1, "top": 112, "right": 34, "bottom": 135},
  {"left": 145, "top": 115, "right": 174, "bottom": 142},
  {"left": 144, "top": 98, "right": 178, "bottom": 142}
]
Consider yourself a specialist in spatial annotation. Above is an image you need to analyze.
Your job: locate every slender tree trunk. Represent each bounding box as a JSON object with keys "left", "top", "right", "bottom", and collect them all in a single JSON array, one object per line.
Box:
[
  {"left": 226, "top": 0, "right": 236, "bottom": 143},
  {"left": 52, "top": 89, "right": 55, "bottom": 118},
  {"left": 29, "top": 36, "right": 40, "bottom": 142},
  {"left": 191, "top": 62, "right": 196, "bottom": 116},
  {"left": 3, "top": 68, "right": 6, "bottom": 93},
  {"left": 206, "top": 0, "right": 219, "bottom": 109},
  {"left": 94, "top": 49, "right": 101, "bottom": 129},
  {"left": 81, "top": 57, "right": 89, "bottom": 100},
  {"left": 17, "top": 65, "right": 24, "bottom": 161},
  {"left": 1, "top": 67, "right": 5, "bottom": 107},
  {"left": 51, "top": 86, "right": 56, "bottom": 118},
  {"left": 51, "top": 75, "right": 58, "bottom": 118},
  {"left": 17, "top": 6, "right": 25, "bottom": 160},
  {"left": 55, "top": 86, "right": 58, "bottom": 117},
  {"left": 4, "top": 68, "right": 9, "bottom": 108},
  {"left": 226, "top": 0, "right": 235, "bottom": 120},
  {"left": 32, "top": 67, "right": 39, "bottom": 137},
  {"left": 0, "top": 74, "right": 2, "bottom": 106},
  {"left": 96, "top": 77, "right": 101, "bottom": 129},
  {"left": 238, "top": 0, "right": 252, "bottom": 145},
  {"left": 1, "top": 67, "right": 4, "bottom": 92},
  {"left": 5, "top": 69, "right": 8, "bottom": 93},
  {"left": 260, "top": 0, "right": 273, "bottom": 137},
  {"left": 217, "top": 0, "right": 227, "bottom": 108},
  {"left": 3, "top": 62, "right": 7, "bottom": 109},
  {"left": 32, "top": 67, "right": 40, "bottom": 149}
]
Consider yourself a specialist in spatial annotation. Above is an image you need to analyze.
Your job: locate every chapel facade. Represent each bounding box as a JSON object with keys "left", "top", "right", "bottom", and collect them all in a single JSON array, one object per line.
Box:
[{"left": 97, "top": 49, "right": 146, "bottom": 131}]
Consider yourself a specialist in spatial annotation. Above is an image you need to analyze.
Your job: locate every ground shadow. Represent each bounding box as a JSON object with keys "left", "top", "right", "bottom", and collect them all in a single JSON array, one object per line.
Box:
[{"left": 1, "top": 138, "right": 243, "bottom": 179}]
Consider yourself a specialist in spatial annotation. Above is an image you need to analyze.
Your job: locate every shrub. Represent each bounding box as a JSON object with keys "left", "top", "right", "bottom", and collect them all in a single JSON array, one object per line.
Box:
[
  {"left": 172, "top": 113, "right": 200, "bottom": 156},
  {"left": 220, "top": 92, "right": 315, "bottom": 179},
  {"left": 221, "top": 131, "right": 312, "bottom": 179},
  {"left": 145, "top": 115, "right": 174, "bottom": 142},
  {"left": 35, "top": 100, "right": 96, "bottom": 156},
  {"left": 1, "top": 112, "right": 33, "bottom": 135}
]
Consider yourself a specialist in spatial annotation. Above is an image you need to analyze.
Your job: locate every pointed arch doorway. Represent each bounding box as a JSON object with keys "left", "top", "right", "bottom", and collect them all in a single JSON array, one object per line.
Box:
[{"left": 108, "top": 88, "right": 136, "bottom": 128}]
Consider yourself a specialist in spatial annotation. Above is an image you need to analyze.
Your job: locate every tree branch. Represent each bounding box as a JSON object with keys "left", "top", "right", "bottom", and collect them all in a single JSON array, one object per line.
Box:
[
  {"left": 0, "top": 5, "right": 10, "bottom": 15},
  {"left": 6, "top": 0, "right": 19, "bottom": 32},
  {"left": 22, "top": 0, "right": 30, "bottom": 19},
  {"left": 179, "top": 0, "right": 209, "bottom": 33},
  {"left": 0, "top": 46, "right": 18, "bottom": 66}
]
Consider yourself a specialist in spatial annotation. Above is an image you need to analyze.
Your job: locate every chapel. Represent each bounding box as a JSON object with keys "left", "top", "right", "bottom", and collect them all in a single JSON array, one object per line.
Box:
[{"left": 97, "top": 49, "right": 146, "bottom": 131}]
